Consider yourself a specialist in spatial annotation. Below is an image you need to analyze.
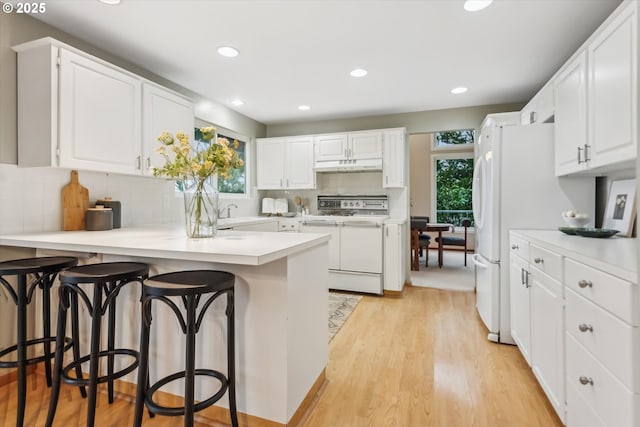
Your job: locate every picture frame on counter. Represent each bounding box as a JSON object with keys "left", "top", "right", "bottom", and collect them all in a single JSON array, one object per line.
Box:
[{"left": 603, "top": 179, "right": 636, "bottom": 237}]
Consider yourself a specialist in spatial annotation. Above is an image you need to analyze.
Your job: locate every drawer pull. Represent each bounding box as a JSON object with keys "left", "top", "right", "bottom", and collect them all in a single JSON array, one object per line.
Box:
[
  {"left": 579, "top": 376, "right": 594, "bottom": 386},
  {"left": 511, "top": 244, "right": 518, "bottom": 250},
  {"left": 578, "top": 323, "right": 593, "bottom": 333},
  {"left": 578, "top": 280, "right": 593, "bottom": 288},
  {"left": 534, "top": 257, "right": 543, "bottom": 264}
]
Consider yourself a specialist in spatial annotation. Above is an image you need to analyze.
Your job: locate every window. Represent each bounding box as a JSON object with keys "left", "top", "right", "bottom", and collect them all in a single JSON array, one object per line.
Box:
[
  {"left": 430, "top": 129, "right": 475, "bottom": 226},
  {"left": 195, "top": 127, "right": 248, "bottom": 195},
  {"left": 433, "top": 129, "right": 474, "bottom": 149}
]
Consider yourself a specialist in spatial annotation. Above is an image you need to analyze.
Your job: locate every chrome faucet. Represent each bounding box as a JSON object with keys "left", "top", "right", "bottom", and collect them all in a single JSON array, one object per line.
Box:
[{"left": 218, "top": 203, "right": 238, "bottom": 219}]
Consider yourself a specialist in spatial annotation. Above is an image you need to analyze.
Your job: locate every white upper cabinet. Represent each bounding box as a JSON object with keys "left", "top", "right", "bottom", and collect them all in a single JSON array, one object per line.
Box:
[
  {"left": 13, "top": 37, "right": 194, "bottom": 176},
  {"left": 348, "top": 131, "right": 383, "bottom": 159},
  {"left": 382, "top": 128, "right": 405, "bottom": 188},
  {"left": 521, "top": 81, "right": 554, "bottom": 125},
  {"left": 554, "top": 1, "right": 637, "bottom": 176},
  {"left": 554, "top": 51, "right": 589, "bottom": 176},
  {"left": 256, "top": 137, "right": 315, "bottom": 190},
  {"left": 587, "top": 1, "right": 637, "bottom": 170},
  {"left": 315, "top": 131, "right": 382, "bottom": 162},
  {"left": 58, "top": 49, "right": 142, "bottom": 174},
  {"left": 142, "top": 82, "right": 195, "bottom": 176},
  {"left": 315, "top": 134, "right": 348, "bottom": 161}
]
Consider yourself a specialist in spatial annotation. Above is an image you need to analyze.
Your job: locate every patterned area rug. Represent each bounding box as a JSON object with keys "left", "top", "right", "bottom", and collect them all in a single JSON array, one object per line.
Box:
[{"left": 328, "top": 292, "right": 363, "bottom": 341}]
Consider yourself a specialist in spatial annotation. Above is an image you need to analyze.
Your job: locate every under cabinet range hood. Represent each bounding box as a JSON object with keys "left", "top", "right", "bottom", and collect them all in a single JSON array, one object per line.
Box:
[{"left": 314, "top": 158, "right": 382, "bottom": 172}]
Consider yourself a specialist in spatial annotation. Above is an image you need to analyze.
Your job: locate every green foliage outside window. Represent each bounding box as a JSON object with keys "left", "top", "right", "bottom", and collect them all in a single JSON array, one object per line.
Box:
[
  {"left": 195, "top": 128, "right": 246, "bottom": 194},
  {"left": 433, "top": 129, "right": 475, "bottom": 226}
]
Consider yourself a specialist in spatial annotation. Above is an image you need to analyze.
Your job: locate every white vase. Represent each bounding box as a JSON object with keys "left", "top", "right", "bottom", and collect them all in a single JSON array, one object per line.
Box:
[{"left": 182, "top": 178, "right": 218, "bottom": 238}]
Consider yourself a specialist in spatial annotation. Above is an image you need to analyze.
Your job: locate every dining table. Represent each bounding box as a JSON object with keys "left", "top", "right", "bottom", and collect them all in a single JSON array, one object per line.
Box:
[{"left": 411, "top": 221, "right": 453, "bottom": 268}]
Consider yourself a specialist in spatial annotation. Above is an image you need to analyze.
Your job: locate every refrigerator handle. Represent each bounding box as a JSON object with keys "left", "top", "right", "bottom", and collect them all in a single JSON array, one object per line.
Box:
[{"left": 471, "top": 254, "right": 488, "bottom": 269}]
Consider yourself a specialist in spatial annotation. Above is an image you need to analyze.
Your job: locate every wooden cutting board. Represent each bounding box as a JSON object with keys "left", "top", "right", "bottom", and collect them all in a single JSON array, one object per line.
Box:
[{"left": 62, "top": 170, "right": 89, "bottom": 231}]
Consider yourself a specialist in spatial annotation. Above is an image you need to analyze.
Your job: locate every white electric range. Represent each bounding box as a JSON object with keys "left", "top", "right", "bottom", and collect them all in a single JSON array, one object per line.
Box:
[{"left": 300, "top": 195, "right": 388, "bottom": 295}]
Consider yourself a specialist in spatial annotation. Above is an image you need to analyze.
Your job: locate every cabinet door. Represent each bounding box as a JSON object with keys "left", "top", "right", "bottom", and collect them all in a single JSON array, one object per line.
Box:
[
  {"left": 256, "top": 138, "right": 285, "bottom": 189},
  {"left": 530, "top": 267, "right": 565, "bottom": 422},
  {"left": 382, "top": 129, "right": 405, "bottom": 188},
  {"left": 510, "top": 253, "right": 531, "bottom": 364},
  {"left": 142, "top": 83, "right": 194, "bottom": 176},
  {"left": 285, "top": 137, "right": 315, "bottom": 189},
  {"left": 315, "top": 134, "right": 347, "bottom": 161},
  {"left": 554, "top": 51, "right": 588, "bottom": 176},
  {"left": 588, "top": 2, "right": 637, "bottom": 169},
  {"left": 383, "top": 223, "right": 403, "bottom": 291},
  {"left": 349, "top": 131, "right": 383, "bottom": 159},
  {"left": 58, "top": 49, "right": 141, "bottom": 174}
]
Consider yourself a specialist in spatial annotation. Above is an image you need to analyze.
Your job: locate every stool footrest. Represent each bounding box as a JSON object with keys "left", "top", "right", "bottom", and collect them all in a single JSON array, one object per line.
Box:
[
  {"left": 61, "top": 348, "right": 139, "bottom": 386},
  {"left": 0, "top": 337, "right": 73, "bottom": 367},
  {"left": 145, "top": 369, "right": 229, "bottom": 416}
]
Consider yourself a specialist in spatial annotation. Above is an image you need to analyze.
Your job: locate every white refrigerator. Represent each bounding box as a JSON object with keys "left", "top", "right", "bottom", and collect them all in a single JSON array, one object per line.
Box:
[{"left": 471, "top": 113, "right": 594, "bottom": 344}]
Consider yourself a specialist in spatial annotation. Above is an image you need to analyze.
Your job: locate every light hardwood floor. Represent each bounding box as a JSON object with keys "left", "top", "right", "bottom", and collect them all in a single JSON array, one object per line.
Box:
[{"left": 0, "top": 286, "right": 562, "bottom": 427}]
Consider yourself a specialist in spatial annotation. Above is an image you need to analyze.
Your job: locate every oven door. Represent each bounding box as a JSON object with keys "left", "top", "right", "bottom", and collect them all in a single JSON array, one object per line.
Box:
[
  {"left": 300, "top": 220, "right": 340, "bottom": 270},
  {"left": 339, "top": 221, "right": 383, "bottom": 273}
]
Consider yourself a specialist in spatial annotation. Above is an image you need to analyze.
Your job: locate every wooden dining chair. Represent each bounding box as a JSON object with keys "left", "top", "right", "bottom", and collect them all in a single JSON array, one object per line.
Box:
[
  {"left": 435, "top": 218, "right": 472, "bottom": 266},
  {"left": 410, "top": 219, "right": 431, "bottom": 270}
]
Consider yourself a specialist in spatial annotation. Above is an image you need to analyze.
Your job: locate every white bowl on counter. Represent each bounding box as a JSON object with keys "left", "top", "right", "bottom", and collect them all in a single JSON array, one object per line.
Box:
[{"left": 561, "top": 211, "right": 589, "bottom": 228}]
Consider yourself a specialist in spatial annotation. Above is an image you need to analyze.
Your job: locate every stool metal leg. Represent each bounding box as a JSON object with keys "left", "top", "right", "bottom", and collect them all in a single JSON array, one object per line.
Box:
[
  {"left": 16, "top": 275, "right": 27, "bottom": 427},
  {"left": 227, "top": 290, "right": 238, "bottom": 427},
  {"left": 133, "top": 296, "right": 151, "bottom": 427},
  {"left": 107, "top": 282, "right": 117, "bottom": 404},
  {"left": 184, "top": 295, "right": 196, "bottom": 427},
  {"left": 85, "top": 284, "right": 104, "bottom": 427},
  {"left": 42, "top": 276, "right": 53, "bottom": 387},
  {"left": 70, "top": 292, "right": 87, "bottom": 398},
  {"left": 45, "top": 287, "right": 69, "bottom": 427}
]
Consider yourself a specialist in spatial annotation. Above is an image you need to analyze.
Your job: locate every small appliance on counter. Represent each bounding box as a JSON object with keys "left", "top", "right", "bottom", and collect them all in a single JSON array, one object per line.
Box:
[
  {"left": 96, "top": 197, "right": 121, "bottom": 228},
  {"left": 85, "top": 206, "right": 113, "bottom": 231},
  {"left": 262, "top": 197, "right": 289, "bottom": 216}
]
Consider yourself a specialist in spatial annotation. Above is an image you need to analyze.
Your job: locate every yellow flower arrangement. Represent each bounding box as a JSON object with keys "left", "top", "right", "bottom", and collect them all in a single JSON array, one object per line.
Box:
[
  {"left": 153, "top": 126, "right": 244, "bottom": 181},
  {"left": 153, "top": 126, "right": 244, "bottom": 237}
]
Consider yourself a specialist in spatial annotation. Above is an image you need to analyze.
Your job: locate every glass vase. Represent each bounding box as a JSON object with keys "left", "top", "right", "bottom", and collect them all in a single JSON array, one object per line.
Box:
[{"left": 182, "top": 178, "right": 218, "bottom": 238}]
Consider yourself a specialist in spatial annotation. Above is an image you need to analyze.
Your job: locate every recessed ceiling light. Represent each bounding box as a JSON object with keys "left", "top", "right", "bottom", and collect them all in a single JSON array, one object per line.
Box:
[
  {"left": 298, "top": 105, "right": 311, "bottom": 111},
  {"left": 217, "top": 46, "right": 239, "bottom": 58},
  {"left": 98, "top": 0, "right": 121, "bottom": 4},
  {"left": 464, "top": 0, "right": 493, "bottom": 12},
  {"left": 451, "top": 86, "right": 468, "bottom": 94},
  {"left": 350, "top": 68, "right": 368, "bottom": 78},
  {"left": 231, "top": 99, "right": 245, "bottom": 106}
]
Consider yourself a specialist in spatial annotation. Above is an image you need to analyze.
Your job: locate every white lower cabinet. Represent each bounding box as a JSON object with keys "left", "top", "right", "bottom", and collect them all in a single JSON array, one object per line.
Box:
[
  {"left": 509, "top": 236, "right": 531, "bottom": 364},
  {"left": 383, "top": 223, "right": 405, "bottom": 292},
  {"left": 510, "top": 230, "right": 639, "bottom": 427}
]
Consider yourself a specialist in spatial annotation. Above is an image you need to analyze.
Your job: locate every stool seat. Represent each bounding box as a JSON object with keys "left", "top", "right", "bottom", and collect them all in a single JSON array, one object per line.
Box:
[
  {"left": 134, "top": 270, "right": 238, "bottom": 427},
  {"left": 46, "top": 261, "right": 148, "bottom": 427},
  {"left": 0, "top": 256, "right": 77, "bottom": 427}
]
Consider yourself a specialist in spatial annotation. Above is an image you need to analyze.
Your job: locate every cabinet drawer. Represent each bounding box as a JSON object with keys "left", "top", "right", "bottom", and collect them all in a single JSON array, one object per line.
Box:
[
  {"left": 566, "top": 334, "right": 638, "bottom": 427},
  {"left": 530, "top": 244, "right": 561, "bottom": 281},
  {"left": 566, "top": 288, "right": 640, "bottom": 390},
  {"left": 566, "top": 381, "right": 606, "bottom": 427},
  {"left": 509, "top": 234, "right": 529, "bottom": 260},
  {"left": 565, "top": 258, "right": 638, "bottom": 325}
]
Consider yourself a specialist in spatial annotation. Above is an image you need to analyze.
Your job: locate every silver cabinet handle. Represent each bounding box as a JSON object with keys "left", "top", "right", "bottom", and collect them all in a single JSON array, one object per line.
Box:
[
  {"left": 146, "top": 157, "right": 151, "bottom": 168},
  {"left": 521, "top": 268, "right": 525, "bottom": 286},
  {"left": 584, "top": 144, "right": 591, "bottom": 162},
  {"left": 534, "top": 257, "right": 543, "bottom": 264},
  {"left": 136, "top": 156, "right": 141, "bottom": 170},
  {"left": 280, "top": 178, "right": 283, "bottom": 187},
  {"left": 579, "top": 376, "right": 594, "bottom": 386},
  {"left": 578, "top": 280, "right": 593, "bottom": 288},
  {"left": 511, "top": 244, "right": 518, "bottom": 250},
  {"left": 577, "top": 146, "right": 583, "bottom": 164},
  {"left": 578, "top": 324, "right": 593, "bottom": 333}
]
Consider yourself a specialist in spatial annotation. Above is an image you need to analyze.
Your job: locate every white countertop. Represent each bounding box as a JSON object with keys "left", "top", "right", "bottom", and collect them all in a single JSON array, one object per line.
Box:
[
  {"left": 511, "top": 229, "right": 637, "bottom": 283},
  {"left": 0, "top": 226, "right": 330, "bottom": 266}
]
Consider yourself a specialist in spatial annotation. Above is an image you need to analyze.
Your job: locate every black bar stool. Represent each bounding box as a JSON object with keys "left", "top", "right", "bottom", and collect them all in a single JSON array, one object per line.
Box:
[
  {"left": 0, "top": 256, "right": 78, "bottom": 427},
  {"left": 46, "top": 261, "right": 149, "bottom": 427},
  {"left": 133, "top": 270, "right": 238, "bottom": 427}
]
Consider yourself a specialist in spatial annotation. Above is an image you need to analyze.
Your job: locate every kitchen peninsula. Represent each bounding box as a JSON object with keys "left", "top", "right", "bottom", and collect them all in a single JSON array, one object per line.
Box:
[{"left": 0, "top": 226, "right": 330, "bottom": 426}]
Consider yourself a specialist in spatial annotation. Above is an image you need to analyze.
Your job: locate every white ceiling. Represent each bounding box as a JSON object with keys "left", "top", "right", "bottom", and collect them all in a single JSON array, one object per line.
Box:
[{"left": 12, "top": 0, "right": 621, "bottom": 125}]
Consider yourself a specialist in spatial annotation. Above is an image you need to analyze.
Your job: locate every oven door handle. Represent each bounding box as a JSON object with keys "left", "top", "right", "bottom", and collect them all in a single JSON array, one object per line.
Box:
[
  {"left": 341, "top": 221, "right": 381, "bottom": 228},
  {"left": 301, "top": 220, "right": 338, "bottom": 226}
]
